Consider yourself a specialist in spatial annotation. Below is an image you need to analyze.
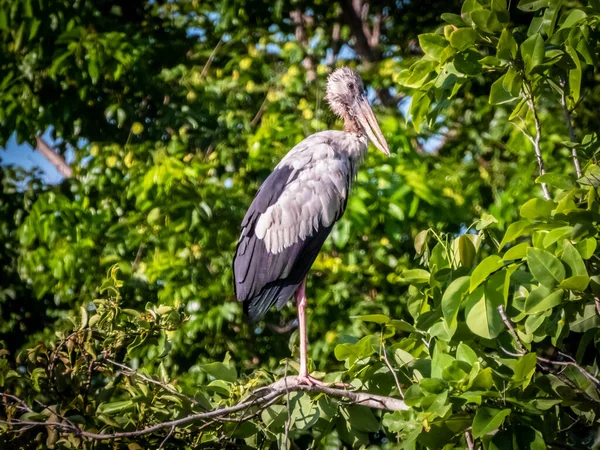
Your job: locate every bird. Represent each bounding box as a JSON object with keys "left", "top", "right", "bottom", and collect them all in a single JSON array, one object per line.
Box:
[{"left": 233, "top": 67, "right": 389, "bottom": 385}]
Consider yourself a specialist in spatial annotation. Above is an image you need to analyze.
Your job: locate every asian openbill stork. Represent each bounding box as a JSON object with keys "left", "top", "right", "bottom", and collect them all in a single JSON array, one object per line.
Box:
[{"left": 233, "top": 68, "right": 390, "bottom": 385}]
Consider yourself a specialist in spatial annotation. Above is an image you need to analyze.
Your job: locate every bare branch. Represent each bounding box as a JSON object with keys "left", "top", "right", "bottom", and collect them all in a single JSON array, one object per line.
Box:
[
  {"left": 520, "top": 82, "right": 550, "bottom": 199},
  {"left": 465, "top": 429, "right": 475, "bottom": 450},
  {"left": 34, "top": 136, "right": 73, "bottom": 179},
  {"left": 0, "top": 376, "right": 407, "bottom": 442},
  {"left": 251, "top": 94, "right": 269, "bottom": 128},
  {"left": 290, "top": 10, "right": 316, "bottom": 82},
  {"left": 498, "top": 305, "right": 600, "bottom": 395},
  {"left": 497, "top": 305, "right": 525, "bottom": 354},
  {"left": 559, "top": 79, "right": 582, "bottom": 178},
  {"left": 200, "top": 38, "right": 223, "bottom": 79},
  {"left": 158, "top": 425, "right": 175, "bottom": 450},
  {"left": 104, "top": 358, "right": 205, "bottom": 409},
  {"left": 381, "top": 340, "right": 403, "bottom": 399},
  {"left": 339, "top": 0, "right": 376, "bottom": 61}
]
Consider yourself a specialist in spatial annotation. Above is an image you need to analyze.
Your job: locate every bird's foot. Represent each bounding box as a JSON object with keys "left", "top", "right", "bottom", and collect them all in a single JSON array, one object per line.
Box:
[
  {"left": 297, "top": 374, "right": 331, "bottom": 387},
  {"left": 296, "top": 374, "right": 350, "bottom": 388}
]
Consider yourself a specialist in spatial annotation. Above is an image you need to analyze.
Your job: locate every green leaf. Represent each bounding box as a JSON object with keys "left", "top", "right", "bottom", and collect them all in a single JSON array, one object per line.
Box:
[
  {"left": 565, "top": 45, "right": 582, "bottom": 104},
  {"left": 398, "top": 269, "right": 430, "bottom": 284},
  {"left": 414, "top": 229, "right": 429, "bottom": 254},
  {"left": 465, "top": 279, "right": 505, "bottom": 339},
  {"left": 489, "top": 74, "right": 519, "bottom": 105},
  {"left": 558, "top": 276, "right": 589, "bottom": 291},
  {"left": 512, "top": 353, "right": 537, "bottom": 389},
  {"left": 457, "top": 234, "right": 477, "bottom": 267},
  {"left": 570, "top": 304, "right": 600, "bottom": 332},
  {"left": 471, "top": 9, "right": 503, "bottom": 33},
  {"left": 542, "top": 226, "right": 573, "bottom": 247},
  {"left": 199, "top": 360, "right": 237, "bottom": 383},
  {"left": 578, "top": 164, "right": 600, "bottom": 187},
  {"left": 470, "top": 255, "right": 504, "bottom": 292},
  {"left": 524, "top": 286, "right": 563, "bottom": 314},
  {"left": 520, "top": 198, "right": 554, "bottom": 219},
  {"left": 536, "top": 173, "right": 575, "bottom": 190},
  {"left": 503, "top": 242, "right": 530, "bottom": 261},
  {"left": 577, "top": 237, "right": 597, "bottom": 259},
  {"left": 527, "top": 247, "right": 565, "bottom": 288},
  {"left": 290, "top": 393, "right": 319, "bottom": 429},
  {"left": 497, "top": 28, "right": 517, "bottom": 60},
  {"left": 441, "top": 13, "right": 465, "bottom": 27},
  {"left": 449, "top": 28, "right": 478, "bottom": 51},
  {"left": 88, "top": 59, "right": 100, "bottom": 84},
  {"left": 419, "top": 33, "right": 448, "bottom": 61},
  {"left": 472, "top": 407, "right": 511, "bottom": 438},
  {"left": 499, "top": 220, "right": 531, "bottom": 249},
  {"left": 517, "top": 0, "right": 549, "bottom": 12},
  {"left": 442, "top": 276, "right": 470, "bottom": 329},
  {"left": 97, "top": 400, "right": 135, "bottom": 415},
  {"left": 520, "top": 33, "right": 545, "bottom": 74},
  {"left": 350, "top": 314, "right": 389, "bottom": 325},
  {"left": 561, "top": 242, "right": 587, "bottom": 277},
  {"left": 346, "top": 405, "right": 380, "bottom": 432},
  {"left": 456, "top": 342, "right": 478, "bottom": 366},
  {"left": 559, "top": 9, "right": 587, "bottom": 30}
]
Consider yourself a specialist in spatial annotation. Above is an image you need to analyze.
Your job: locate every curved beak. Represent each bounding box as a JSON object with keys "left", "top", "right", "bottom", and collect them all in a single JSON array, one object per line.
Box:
[{"left": 354, "top": 94, "right": 390, "bottom": 156}]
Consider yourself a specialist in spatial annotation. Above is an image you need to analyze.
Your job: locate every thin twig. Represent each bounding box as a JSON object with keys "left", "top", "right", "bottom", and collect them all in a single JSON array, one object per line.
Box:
[
  {"left": 158, "top": 426, "right": 175, "bottom": 450},
  {"left": 594, "top": 296, "right": 600, "bottom": 317},
  {"left": 104, "top": 358, "right": 204, "bottom": 409},
  {"left": 2, "top": 393, "right": 33, "bottom": 413},
  {"left": 497, "top": 305, "right": 525, "bottom": 354},
  {"left": 560, "top": 81, "right": 582, "bottom": 178},
  {"left": 381, "top": 338, "right": 403, "bottom": 399},
  {"left": 465, "top": 429, "right": 475, "bottom": 450},
  {"left": 250, "top": 94, "right": 269, "bottom": 128},
  {"left": 521, "top": 82, "right": 550, "bottom": 199},
  {"left": 200, "top": 38, "right": 223, "bottom": 78},
  {"left": 497, "top": 306, "right": 600, "bottom": 393},
  {"left": 0, "top": 376, "right": 407, "bottom": 442}
]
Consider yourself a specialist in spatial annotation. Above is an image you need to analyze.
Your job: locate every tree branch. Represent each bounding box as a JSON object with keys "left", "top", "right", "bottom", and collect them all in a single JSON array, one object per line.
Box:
[
  {"left": 559, "top": 80, "right": 582, "bottom": 178},
  {"left": 520, "top": 82, "right": 550, "bottom": 200},
  {"left": 34, "top": 136, "right": 73, "bottom": 179},
  {"left": 498, "top": 305, "right": 525, "bottom": 354},
  {"left": 290, "top": 10, "right": 316, "bottom": 82},
  {"left": 103, "top": 358, "right": 205, "bottom": 409},
  {"left": 0, "top": 376, "right": 407, "bottom": 442},
  {"left": 339, "top": 0, "right": 377, "bottom": 61},
  {"left": 497, "top": 305, "right": 600, "bottom": 395}
]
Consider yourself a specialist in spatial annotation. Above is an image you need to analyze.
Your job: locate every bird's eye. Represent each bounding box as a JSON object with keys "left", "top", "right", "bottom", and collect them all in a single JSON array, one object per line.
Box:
[{"left": 347, "top": 82, "right": 355, "bottom": 91}]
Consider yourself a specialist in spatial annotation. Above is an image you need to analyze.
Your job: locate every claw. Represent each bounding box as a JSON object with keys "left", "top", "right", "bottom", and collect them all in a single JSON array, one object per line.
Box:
[
  {"left": 296, "top": 375, "right": 351, "bottom": 388},
  {"left": 297, "top": 375, "right": 331, "bottom": 387}
]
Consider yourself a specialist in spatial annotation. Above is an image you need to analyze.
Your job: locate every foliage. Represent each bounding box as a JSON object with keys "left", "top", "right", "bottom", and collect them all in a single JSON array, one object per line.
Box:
[{"left": 1, "top": 0, "right": 600, "bottom": 449}]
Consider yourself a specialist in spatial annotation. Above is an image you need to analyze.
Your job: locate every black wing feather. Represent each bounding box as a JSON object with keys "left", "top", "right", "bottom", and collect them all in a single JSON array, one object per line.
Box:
[{"left": 233, "top": 159, "right": 346, "bottom": 321}]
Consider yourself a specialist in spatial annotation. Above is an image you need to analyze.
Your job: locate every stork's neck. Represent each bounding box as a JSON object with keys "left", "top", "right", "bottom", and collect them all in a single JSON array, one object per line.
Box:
[{"left": 343, "top": 115, "right": 362, "bottom": 136}]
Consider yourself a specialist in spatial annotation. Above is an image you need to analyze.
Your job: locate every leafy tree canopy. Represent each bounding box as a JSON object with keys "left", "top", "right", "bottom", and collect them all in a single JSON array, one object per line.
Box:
[{"left": 0, "top": 0, "right": 599, "bottom": 448}]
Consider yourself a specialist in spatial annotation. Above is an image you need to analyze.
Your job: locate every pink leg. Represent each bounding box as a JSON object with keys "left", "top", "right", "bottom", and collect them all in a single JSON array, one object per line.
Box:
[
  {"left": 295, "top": 278, "right": 328, "bottom": 386},
  {"left": 296, "top": 278, "right": 309, "bottom": 378}
]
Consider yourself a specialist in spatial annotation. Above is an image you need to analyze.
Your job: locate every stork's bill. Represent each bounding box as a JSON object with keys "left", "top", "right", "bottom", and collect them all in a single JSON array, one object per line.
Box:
[{"left": 354, "top": 93, "right": 390, "bottom": 156}]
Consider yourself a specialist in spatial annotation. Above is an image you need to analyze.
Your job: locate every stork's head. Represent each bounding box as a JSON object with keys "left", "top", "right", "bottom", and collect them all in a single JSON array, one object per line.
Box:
[{"left": 326, "top": 68, "right": 390, "bottom": 156}]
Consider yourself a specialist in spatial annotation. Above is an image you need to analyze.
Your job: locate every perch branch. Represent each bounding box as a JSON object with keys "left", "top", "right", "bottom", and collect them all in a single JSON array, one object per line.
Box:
[{"left": 0, "top": 376, "right": 407, "bottom": 442}]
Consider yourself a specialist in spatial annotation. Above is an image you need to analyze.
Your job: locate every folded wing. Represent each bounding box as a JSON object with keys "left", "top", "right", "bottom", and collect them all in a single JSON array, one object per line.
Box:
[{"left": 233, "top": 135, "right": 353, "bottom": 321}]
